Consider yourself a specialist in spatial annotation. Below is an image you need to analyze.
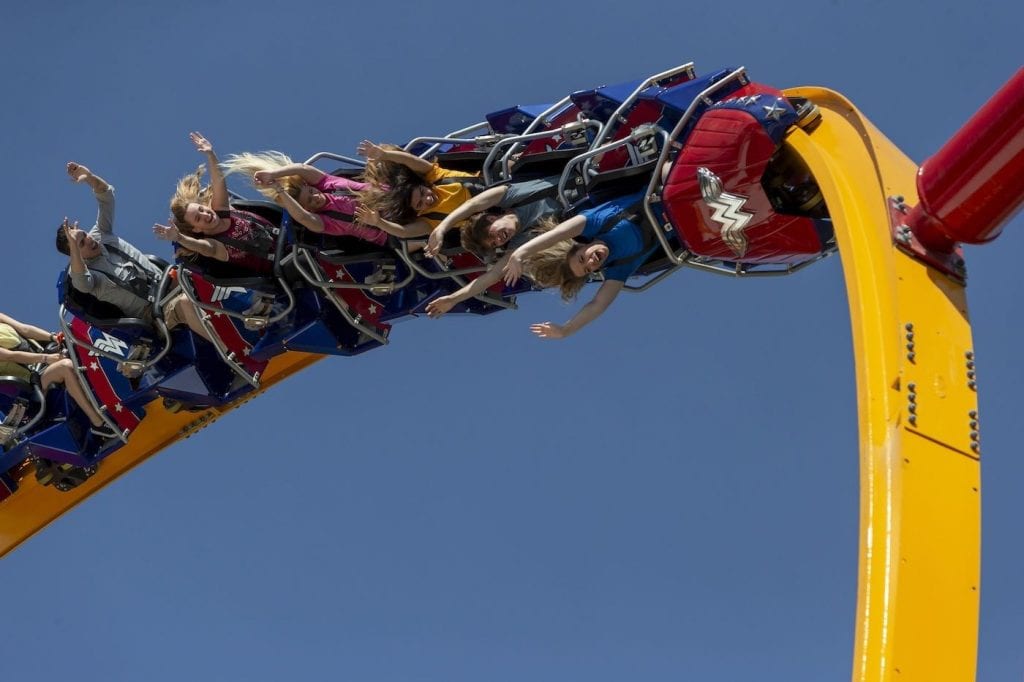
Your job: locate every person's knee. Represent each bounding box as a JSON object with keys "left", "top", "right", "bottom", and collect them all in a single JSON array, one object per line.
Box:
[{"left": 41, "top": 358, "right": 73, "bottom": 387}]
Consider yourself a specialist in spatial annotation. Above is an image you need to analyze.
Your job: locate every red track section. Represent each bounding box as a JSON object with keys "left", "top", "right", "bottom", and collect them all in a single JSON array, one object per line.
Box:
[{"left": 908, "top": 67, "right": 1024, "bottom": 251}]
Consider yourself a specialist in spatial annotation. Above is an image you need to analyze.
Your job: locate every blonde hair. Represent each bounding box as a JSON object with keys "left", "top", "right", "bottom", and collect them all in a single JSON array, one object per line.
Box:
[
  {"left": 221, "top": 151, "right": 305, "bottom": 201},
  {"left": 169, "top": 165, "right": 214, "bottom": 235},
  {"left": 522, "top": 215, "right": 587, "bottom": 301}
]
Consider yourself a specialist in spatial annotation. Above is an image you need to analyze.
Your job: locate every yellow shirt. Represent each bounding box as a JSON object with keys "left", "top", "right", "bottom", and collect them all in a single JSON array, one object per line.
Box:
[
  {"left": 419, "top": 163, "right": 482, "bottom": 228},
  {"left": 0, "top": 323, "right": 32, "bottom": 382}
]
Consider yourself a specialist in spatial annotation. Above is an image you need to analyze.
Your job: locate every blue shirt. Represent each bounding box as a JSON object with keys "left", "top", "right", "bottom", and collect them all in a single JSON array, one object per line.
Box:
[{"left": 579, "top": 191, "right": 656, "bottom": 281}]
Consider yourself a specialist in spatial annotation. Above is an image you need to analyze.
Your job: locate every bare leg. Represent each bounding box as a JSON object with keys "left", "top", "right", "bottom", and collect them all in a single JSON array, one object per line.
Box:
[
  {"left": 163, "top": 294, "right": 213, "bottom": 343},
  {"left": 41, "top": 359, "right": 105, "bottom": 426}
]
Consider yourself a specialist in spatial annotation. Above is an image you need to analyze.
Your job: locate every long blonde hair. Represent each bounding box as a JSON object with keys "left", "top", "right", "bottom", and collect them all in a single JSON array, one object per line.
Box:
[
  {"left": 522, "top": 216, "right": 588, "bottom": 301},
  {"left": 221, "top": 151, "right": 305, "bottom": 201},
  {"left": 169, "top": 165, "right": 214, "bottom": 235}
]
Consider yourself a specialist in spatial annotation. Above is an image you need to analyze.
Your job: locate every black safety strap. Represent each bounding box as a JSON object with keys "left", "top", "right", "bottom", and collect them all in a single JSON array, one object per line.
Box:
[
  {"left": 433, "top": 175, "right": 487, "bottom": 195},
  {"left": 91, "top": 243, "right": 158, "bottom": 301},
  {"left": 214, "top": 212, "right": 279, "bottom": 262}
]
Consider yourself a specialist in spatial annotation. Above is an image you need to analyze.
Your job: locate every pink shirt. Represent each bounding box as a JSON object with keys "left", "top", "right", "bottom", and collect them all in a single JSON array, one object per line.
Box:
[{"left": 316, "top": 175, "right": 388, "bottom": 245}]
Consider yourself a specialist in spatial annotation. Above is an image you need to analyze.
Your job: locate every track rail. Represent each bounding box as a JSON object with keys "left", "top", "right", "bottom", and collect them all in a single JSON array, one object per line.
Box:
[{"left": 786, "top": 86, "right": 980, "bottom": 682}]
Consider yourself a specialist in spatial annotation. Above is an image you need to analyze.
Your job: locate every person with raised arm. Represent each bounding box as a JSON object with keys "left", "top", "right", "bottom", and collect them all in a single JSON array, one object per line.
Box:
[
  {"left": 423, "top": 176, "right": 564, "bottom": 319},
  {"left": 156, "top": 132, "right": 279, "bottom": 276},
  {"left": 55, "top": 162, "right": 164, "bottom": 322},
  {"left": 500, "top": 190, "right": 657, "bottom": 340},
  {"left": 220, "top": 152, "right": 386, "bottom": 246},
  {"left": 352, "top": 139, "right": 485, "bottom": 240},
  {"left": 0, "top": 312, "right": 116, "bottom": 439}
]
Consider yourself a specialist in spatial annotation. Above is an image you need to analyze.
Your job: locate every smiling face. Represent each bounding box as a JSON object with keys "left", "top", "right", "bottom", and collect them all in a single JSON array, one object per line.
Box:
[
  {"left": 184, "top": 202, "right": 219, "bottom": 232},
  {"left": 484, "top": 214, "right": 519, "bottom": 249},
  {"left": 568, "top": 242, "right": 609, "bottom": 278},
  {"left": 411, "top": 185, "right": 437, "bottom": 212},
  {"left": 297, "top": 184, "right": 327, "bottom": 211}
]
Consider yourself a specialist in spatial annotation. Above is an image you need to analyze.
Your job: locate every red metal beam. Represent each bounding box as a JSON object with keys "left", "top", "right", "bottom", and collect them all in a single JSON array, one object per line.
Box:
[{"left": 907, "top": 67, "right": 1024, "bottom": 252}]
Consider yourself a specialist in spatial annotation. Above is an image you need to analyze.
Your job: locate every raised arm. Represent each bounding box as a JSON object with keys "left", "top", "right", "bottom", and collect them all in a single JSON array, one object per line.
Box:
[
  {"left": 502, "top": 214, "right": 587, "bottom": 285},
  {"left": 63, "top": 219, "right": 96, "bottom": 293},
  {"left": 66, "top": 161, "right": 110, "bottom": 195},
  {"left": 67, "top": 162, "right": 114, "bottom": 234},
  {"left": 424, "top": 185, "right": 509, "bottom": 257},
  {"left": 253, "top": 163, "right": 326, "bottom": 187},
  {"left": 531, "top": 279, "right": 624, "bottom": 340},
  {"left": 425, "top": 252, "right": 511, "bottom": 318},
  {"left": 268, "top": 183, "right": 327, "bottom": 233},
  {"left": 357, "top": 140, "right": 434, "bottom": 177},
  {"left": 152, "top": 223, "right": 229, "bottom": 261},
  {"left": 353, "top": 205, "right": 431, "bottom": 240},
  {"left": 191, "top": 132, "right": 229, "bottom": 211},
  {"left": 0, "top": 312, "right": 55, "bottom": 344}
]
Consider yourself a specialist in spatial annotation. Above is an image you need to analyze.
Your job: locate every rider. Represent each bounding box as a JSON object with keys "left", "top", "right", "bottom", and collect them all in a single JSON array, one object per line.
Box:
[
  {"left": 55, "top": 163, "right": 163, "bottom": 321},
  {"left": 352, "top": 140, "right": 486, "bottom": 240},
  {"left": 501, "top": 190, "right": 658, "bottom": 340},
  {"left": 0, "top": 311, "right": 116, "bottom": 439},
  {"left": 423, "top": 176, "right": 564, "bottom": 318}
]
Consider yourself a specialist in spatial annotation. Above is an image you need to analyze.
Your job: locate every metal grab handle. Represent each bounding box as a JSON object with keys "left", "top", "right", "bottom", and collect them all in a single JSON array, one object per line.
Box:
[
  {"left": 555, "top": 125, "right": 667, "bottom": 208},
  {"left": 402, "top": 121, "right": 493, "bottom": 158},
  {"left": 586, "top": 62, "right": 696, "bottom": 165},
  {"left": 303, "top": 152, "right": 366, "bottom": 168},
  {"left": 481, "top": 119, "right": 599, "bottom": 185},
  {"left": 498, "top": 97, "right": 574, "bottom": 175}
]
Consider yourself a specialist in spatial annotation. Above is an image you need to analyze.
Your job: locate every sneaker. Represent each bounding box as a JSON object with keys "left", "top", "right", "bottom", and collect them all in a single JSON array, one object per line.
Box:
[{"left": 90, "top": 423, "right": 121, "bottom": 440}]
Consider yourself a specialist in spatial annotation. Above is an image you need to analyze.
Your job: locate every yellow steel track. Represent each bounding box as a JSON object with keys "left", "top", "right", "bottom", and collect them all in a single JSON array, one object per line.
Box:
[
  {"left": 786, "top": 87, "right": 980, "bottom": 682},
  {"left": 0, "top": 351, "right": 322, "bottom": 557},
  {"left": 0, "top": 86, "right": 982, "bottom": 682}
]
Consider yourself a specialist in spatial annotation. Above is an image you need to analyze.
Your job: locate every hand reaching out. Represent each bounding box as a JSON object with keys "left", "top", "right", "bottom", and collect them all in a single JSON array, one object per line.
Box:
[
  {"left": 502, "top": 250, "right": 524, "bottom": 286},
  {"left": 357, "top": 140, "right": 384, "bottom": 161},
  {"left": 354, "top": 204, "right": 381, "bottom": 227},
  {"left": 190, "top": 131, "right": 213, "bottom": 155},
  {"left": 62, "top": 218, "right": 83, "bottom": 252},
  {"left": 530, "top": 322, "right": 566, "bottom": 340},
  {"left": 152, "top": 222, "right": 181, "bottom": 242},
  {"left": 425, "top": 296, "right": 455, "bottom": 319},
  {"left": 66, "top": 162, "right": 92, "bottom": 183},
  {"left": 424, "top": 227, "right": 446, "bottom": 258},
  {"left": 253, "top": 170, "right": 275, "bottom": 186}
]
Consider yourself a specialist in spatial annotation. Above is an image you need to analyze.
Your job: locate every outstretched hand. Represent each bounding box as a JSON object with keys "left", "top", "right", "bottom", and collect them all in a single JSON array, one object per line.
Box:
[
  {"left": 190, "top": 131, "right": 213, "bottom": 154},
  {"left": 425, "top": 296, "right": 455, "bottom": 319},
  {"left": 357, "top": 140, "right": 384, "bottom": 161},
  {"left": 502, "top": 251, "right": 524, "bottom": 286},
  {"left": 62, "top": 218, "right": 83, "bottom": 252},
  {"left": 424, "top": 227, "right": 446, "bottom": 258},
  {"left": 66, "top": 162, "right": 92, "bottom": 183},
  {"left": 354, "top": 204, "right": 381, "bottom": 227},
  {"left": 530, "top": 322, "right": 566, "bottom": 340},
  {"left": 253, "top": 170, "right": 275, "bottom": 186},
  {"left": 152, "top": 222, "right": 180, "bottom": 242}
]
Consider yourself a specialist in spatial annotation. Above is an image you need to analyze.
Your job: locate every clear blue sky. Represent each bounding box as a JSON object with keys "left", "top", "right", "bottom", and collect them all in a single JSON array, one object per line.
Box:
[{"left": 1, "top": 2, "right": 1021, "bottom": 680}]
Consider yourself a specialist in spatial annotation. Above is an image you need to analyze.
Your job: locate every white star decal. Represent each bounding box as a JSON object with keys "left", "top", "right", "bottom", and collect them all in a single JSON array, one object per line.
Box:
[
  {"left": 242, "top": 347, "right": 251, "bottom": 356},
  {"left": 335, "top": 269, "right": 347, "bottom": 279},
  {"left": 368, "top": 304, "right": 378, "bottom": 315},
  {"left": 762, "top": 99, "right": 786, "bottom": 121},
  {"left": 89, "top": 362, "right": 99, "bottom": 371},
  {"left": 114, "top": 403, "right": 123, "bottom": 413}
]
